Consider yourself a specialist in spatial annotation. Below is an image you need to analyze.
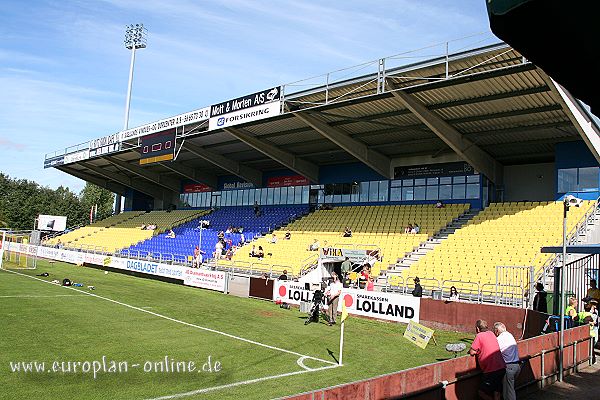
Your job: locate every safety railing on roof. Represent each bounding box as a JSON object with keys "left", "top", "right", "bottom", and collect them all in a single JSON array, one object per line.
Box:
[{"left": 46, "top": 33, "right": 505, "bottom": 160}]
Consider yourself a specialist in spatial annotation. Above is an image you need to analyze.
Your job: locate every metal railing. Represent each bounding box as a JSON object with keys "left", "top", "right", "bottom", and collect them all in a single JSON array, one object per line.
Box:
[{"left": 46, "top": 33, "right": 505, "bottom": 160}]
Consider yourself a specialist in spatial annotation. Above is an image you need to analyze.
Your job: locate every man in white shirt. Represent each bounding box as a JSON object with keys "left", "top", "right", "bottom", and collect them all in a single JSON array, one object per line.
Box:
[
  {"left": 325, "top": 274, "right": 343, "bottom": 326},
  {"left": 493, "top": 322, "right": 521, "bottom": 400}
]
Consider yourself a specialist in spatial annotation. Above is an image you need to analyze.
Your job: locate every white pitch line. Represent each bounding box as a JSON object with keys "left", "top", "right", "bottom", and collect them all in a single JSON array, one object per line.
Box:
[
  {"left": 0, "top": 294, "right": 87, "bottom": 298},
  {"left": 146, "top": 364, "right": 339, "bottom": 400},
  {"left": 1, "top": 269, "right": 337, "bottom": 367}
]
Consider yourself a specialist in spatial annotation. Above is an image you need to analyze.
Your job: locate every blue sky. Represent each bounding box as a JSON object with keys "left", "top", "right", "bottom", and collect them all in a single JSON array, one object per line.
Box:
[{"left": 0, "top": 0, "right": 494, "bottom": 193}]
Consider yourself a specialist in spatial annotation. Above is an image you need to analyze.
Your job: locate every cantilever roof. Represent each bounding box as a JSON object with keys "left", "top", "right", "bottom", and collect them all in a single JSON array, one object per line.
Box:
[{"left": 51, "top": 42, "right": 596, "bottom": 195}]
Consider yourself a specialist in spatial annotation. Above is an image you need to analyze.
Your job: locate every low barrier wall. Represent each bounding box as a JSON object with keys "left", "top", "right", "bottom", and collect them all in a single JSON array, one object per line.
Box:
[
  {"left": 283, "top": 325, "right": 592, "bottom": 400},
  {"left": 420, "top": 298, "right": 548, "bottom": 339}
]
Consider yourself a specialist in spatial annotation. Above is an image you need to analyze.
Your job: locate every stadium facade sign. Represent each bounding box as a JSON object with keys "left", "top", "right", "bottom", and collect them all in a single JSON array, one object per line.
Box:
[
  {"left": 183, "top": 183, "right": 212, "bottom": 193},
  {"left": 319, "top": 247, "right": 379, "bottom": 265},
  {"left": 119, "top": 107, "right": 210, "bottom": 142},
  {"left": 271, "top": 282, "right": 420, "bottom": 323},
  {"left": 208, "top": 87, "right": 281, "bottom": 131},
  {"left": 267, "top": 175, "right": 310, "bottom": 188},
  {"left": 394, "top": 161, "right": 476, "bottom": 179},
  {"left": 64, "top": 149, "right": 90, "bottom": 164},
  {"left": 89, "top": 133, "right": 121, "bottom": 158},
  {"left": 44, "top": 155, "right": 65, "bottom": 169}
]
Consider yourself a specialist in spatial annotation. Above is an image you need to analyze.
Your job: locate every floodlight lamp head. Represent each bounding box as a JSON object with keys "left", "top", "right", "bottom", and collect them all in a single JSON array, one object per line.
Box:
[{"left": 564, "top": 195, "right": 583, "bottom": 208}]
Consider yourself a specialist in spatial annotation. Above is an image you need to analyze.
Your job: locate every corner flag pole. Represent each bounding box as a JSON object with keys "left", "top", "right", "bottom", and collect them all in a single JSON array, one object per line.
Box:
[
  {"left": 339, "top": 319, "right": 345, "bottom": 366},
  {"left": 339, "top": 300, "right": 349, "bottom": 366}
]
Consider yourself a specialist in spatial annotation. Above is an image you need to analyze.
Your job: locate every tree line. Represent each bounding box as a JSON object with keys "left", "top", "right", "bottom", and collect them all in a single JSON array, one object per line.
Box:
[{"left": 0, "top": 173, "right": 115, "bottom": 231}]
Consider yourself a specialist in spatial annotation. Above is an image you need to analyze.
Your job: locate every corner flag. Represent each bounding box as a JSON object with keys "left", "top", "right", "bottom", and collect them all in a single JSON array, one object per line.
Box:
[{"left": 341, "top": 301, "right": 349, "bottom": 323}]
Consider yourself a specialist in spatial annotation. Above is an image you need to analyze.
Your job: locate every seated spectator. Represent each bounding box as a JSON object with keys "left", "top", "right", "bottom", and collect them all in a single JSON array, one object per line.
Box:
[
  {"left": 270, "top": 234, "right": 278, "bottom": 244},
  {"left": 279, "top": 269, "right": 288, "bottom": 281},
  {"left": 237, "top": 226, "right": 244, "bottom": 233},
  {"left": 257, "top": 246, "right": 265, "bottom": 259},
  {"left": 410, "top": 225, "right": 417, "bottom": 234},
  {"left": 343, "top": 226, "right": 352, "bottom": 237},
  {"left": 240, "top": 233, "right": 245, "bottom": 245},
  {"left": 140, "top": 224, "right": 146, "bottom": 230},
  {"left": 308, "top": 239, "right": 319, "bottom": 251},
  {"left": 449, "top": 286, "right": 459, "bottom": 301},
  {"left": 249, "top": 245, "right": 257, "bottom": 257},
  {"left": 217, "top": 230, "right": 225, "bottom": 240},
  {"left": 435, "top": 201, "right": 444, "bottom": 208},
  {"left": 166, "top": 229, "right": 176, "bottom": 238},
  {"left": 225, "top": 226, "right": 232, "bottom": 234},
  {"left": 413, "top": 223, "right": 420, "bottom": 234},
  {"left": 284, "top": 231, "right": 291, "bottom": 240},
  {"left": 405, "top": 224, "right": 413, "bottom": 234},
  {"left": 225, "top": 246, "right": 237, "bottom": 261}
]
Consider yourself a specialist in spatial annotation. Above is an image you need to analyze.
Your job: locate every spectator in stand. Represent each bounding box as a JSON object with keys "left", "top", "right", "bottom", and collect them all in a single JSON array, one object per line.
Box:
[
  {"left": 468, "top": 320, "right": 506, "bottom": 400},
  {"left": 532, "top": 282, "right": 548, "bottom": 313},
  {"left": 193, "top": 246, "right": 206, "bottom": 267},
  {"left": 366, "top": 275, "right": 375, "bottom": 291},
  {"left": 340, "top": 257, "right": 352, "bottom": 279},
  {"left": 360, "top": 264, "right": 370, "bottom": 281},
  {"left": 435, "top": 201, "right": 444, "bottom": 208},
  {"left": 449, "top": 286, "right": 460, "bottom": 301},
  {"left": 253, "top": 201, "right": 260, "bottom": 216},
  {"left": 413, "top": 223, "right": 420, "bottom": 234},
  {"left": 237, "top": 226, "right": 243, "bottom": 233},
  {"left": 225, "top": 226, "right": 232, "bottom": 234},
  {"left": 56, "top": 239, "right": 63, "bottom": 249},
  {"left": 343, "top": 226, "right": 352, "bottom": 237},
  {"left": 308, "top": 239, "right": 319, "bottom": 251},
  {"left": 584, "top": 279, "right": 600, "bottom": 303},
  {"left": 493, "top": 322, "right": 520, "bottom": 400},
  {"left": 410, "top": 225, "right": 417, "bottom": 234},
  {"left": 166, "top": 229, "right": 176, "bottom": 238},
  {"left": 404, "top": 224, "right": 412, "bottom": 234},
  {"left": 279, "top": 269, "right": 288, "bottom": 281},
  {"left": 257, "top": 246, "right": 265, "bottom": 259},
  {"left": 249, "top": 245, "right": 257, "bottom": 257},
  {"left": 325, "top": 273, "right": 343, "bottom": 326},
  {"left": 217, "top": 230, "right": 225, "bottom": 240},
  {"left": 411, "top": 277, "right": 423, "bottom": 297},
  {"left": 566, "top": 296, "right": 578, "bottom": 322},
  {"left": 269, "top": 234, "right": 278, "bottom": 244},
  {"left": 284, "top": 231, "right": 291, "bottom": 240},
  {"left": 240, "top": 233, "right": 245, "bottom": 245},
  {"left": 214, "top": 241, "right": 224, "bottom": 259},
  {"left": 140, "top": 224, "right": 146, "bottom": 230},
  {"left": 225, "top": 246, "right": 237, "bottom": 261}
]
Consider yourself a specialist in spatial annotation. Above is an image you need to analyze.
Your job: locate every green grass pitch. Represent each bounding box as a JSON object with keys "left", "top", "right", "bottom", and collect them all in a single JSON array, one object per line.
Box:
[{"left": 0, "top": 260, "right": 473, "bottom": 399}]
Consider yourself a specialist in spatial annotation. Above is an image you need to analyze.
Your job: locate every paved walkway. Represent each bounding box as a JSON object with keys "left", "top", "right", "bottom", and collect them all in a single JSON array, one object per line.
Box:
[{"left": 522, "top": 349, "right": 600, "bottom": 400}]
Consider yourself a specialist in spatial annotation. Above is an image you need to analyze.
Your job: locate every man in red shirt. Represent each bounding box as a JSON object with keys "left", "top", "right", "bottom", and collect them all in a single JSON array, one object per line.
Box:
[{"left": 468, "top": 320, "right": 506, "bottom": 400}]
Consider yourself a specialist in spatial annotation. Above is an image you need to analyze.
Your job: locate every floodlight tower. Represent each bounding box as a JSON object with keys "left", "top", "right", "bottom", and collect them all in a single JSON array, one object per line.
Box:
[{"left": 123, "top": 23, "right": 147, "bottom": 130}]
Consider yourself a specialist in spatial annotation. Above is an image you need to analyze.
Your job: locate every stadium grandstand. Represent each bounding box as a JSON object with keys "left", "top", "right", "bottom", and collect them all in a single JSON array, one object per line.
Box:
[{"left": 42, "top": 38, "right": 600, "bottom": 304}]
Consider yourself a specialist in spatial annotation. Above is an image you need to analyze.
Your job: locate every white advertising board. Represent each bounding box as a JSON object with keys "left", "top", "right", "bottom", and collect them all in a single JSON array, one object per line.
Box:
[
  {"left": 272, "top": 282, "right": 420, "bottom": 323},
  {"left": 37, "top": 215, "right": 67, "bottom": 232},
  {"left": 183, "top": 269, "right": 226, "bottom": 292},
  {"left": 119, "top": 107, "right": 210, "bottom": 142}
]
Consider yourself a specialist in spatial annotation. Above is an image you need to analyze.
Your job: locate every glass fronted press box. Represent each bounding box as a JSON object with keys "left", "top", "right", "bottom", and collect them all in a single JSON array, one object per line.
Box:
[{"left": 179, "top": 163, "right": 481, "bottom": 207}]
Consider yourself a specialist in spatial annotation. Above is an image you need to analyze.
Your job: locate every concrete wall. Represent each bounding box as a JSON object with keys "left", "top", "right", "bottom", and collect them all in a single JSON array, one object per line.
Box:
[
  {"left": 503, "top": 163, "right": 555, "bottom": 201},
  {"left": 283, "top": 326, "right": 592, "bottom": 400}
]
